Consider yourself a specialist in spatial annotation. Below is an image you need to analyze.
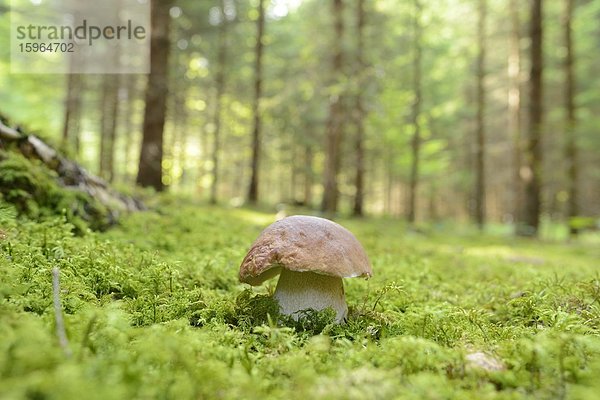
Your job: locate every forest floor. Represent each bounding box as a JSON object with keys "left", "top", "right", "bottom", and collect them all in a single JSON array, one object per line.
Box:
[{"left": 1, "top": 198, "right": 600, "bottom": 399}]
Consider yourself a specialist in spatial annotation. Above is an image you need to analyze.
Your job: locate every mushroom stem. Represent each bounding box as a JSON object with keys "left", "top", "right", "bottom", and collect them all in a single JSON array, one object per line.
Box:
[{"left": 273, "top": 269, "right": 348, "bottom": 323}]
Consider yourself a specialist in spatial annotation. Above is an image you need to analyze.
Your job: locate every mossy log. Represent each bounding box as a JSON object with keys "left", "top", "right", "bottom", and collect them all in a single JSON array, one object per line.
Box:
[{"left": 0, "top": 117, "right": 144, "bottom": 225}]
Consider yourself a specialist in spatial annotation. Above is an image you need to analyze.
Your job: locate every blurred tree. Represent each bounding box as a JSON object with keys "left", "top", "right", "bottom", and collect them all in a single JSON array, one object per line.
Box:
[
  {"left": 406, "top": 0, "right": 422, "bottom": 224},
  {"left": 209, "top": 0, "right": 229, "bottom": 204},
  {"left": 321, "top": 0, "right": 345, "bottom": 215},
  {"left": 474, "top": 0, "right": 487, "bottom": 229},
  {"left": 247, "top": 0, "right": 266, "bottom": 204},
  {"left": 352, "top": 0, "right": 366, "bottom": 217},
  {"left": 61, "top": 8, "right": 84, "bottom": 158},
  {"left": 120, "top": 75, "right": 140, "bottom": 183},
  {"left": 99, "top": 73, "right": 119, "bottom": 182},
  {"left": 61, "top": 70, "right": 83, "bottom": 156},
  {"left": 136, "top": 0, "right": 174, "bottom": 191},
  {"left": 519, "top": 0, "right": 544, "bottom": 236},
  {"left": 508, "top": 0, "right": 522, "bottom": 229},
  {"left": 564, "top": 0, "right": 579, "bottom": 235}
]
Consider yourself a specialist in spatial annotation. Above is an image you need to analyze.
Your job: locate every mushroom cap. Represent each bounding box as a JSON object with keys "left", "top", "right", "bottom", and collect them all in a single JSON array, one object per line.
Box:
[{"left": 239, "top": 215, "right": 372, "bottom": 286}]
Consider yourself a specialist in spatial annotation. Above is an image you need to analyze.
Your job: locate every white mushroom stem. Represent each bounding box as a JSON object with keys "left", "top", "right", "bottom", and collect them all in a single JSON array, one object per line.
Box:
[{"left": 273, "top": 269, "right": 348, "bottom": 323}]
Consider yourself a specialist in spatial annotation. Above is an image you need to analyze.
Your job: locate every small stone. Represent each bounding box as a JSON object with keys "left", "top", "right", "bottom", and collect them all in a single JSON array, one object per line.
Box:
[{"left": 466, "top": 351, "right": 505, "bottom": 372}]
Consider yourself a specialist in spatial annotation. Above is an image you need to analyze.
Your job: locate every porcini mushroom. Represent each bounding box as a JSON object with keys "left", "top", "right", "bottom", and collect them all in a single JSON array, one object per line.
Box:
[{"left": 239, "top": 215, "right": 372, "bottom": 323}]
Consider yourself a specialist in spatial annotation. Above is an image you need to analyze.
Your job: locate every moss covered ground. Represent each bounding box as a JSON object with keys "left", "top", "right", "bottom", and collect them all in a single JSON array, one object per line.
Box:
[{"left": 1, "top": 199, "right": 600, "bottom": 399}]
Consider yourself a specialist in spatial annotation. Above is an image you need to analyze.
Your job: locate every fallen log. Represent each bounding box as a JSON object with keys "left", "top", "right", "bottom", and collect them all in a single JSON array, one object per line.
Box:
[{"left": 0, "top": 117, "right": 144, "bottom": 226}]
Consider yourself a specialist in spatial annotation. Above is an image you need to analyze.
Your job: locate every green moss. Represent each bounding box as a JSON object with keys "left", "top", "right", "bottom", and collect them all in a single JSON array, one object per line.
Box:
[
  {"left": 1, "top": 202, "right": 600, "bottom": 399},
  {"left": 0, "top": 149, "right": 111, "bottom": 233}
]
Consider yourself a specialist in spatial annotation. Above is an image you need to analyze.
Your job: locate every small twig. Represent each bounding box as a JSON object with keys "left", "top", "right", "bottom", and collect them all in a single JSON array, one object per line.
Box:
[{"left": 52, "top": 267, "right": 72, "bottom": 358}]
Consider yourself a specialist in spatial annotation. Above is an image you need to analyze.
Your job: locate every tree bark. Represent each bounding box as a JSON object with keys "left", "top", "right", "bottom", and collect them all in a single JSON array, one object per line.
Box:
[
  {"left": 122, "top": 75, "right": 138, "bottom": 183},
  {"left": 303, "top": 143, "right": 313, "bottom": 206},
  {"left": 474, "top": 0, "right": 487, "bottom": 229},
  {"left": 136, "top": 0, "right": 173, "bottom": 191},
  {"left": 61, "top": 24, "right": 84, "bottom": 157},
  {"left": 210, "top": 0, "right": 228, "bottom": 205},
  {"left": 100, "top": 74, "right": 119, "bottom": 183},
  {"left": 508, "top": 0, "right": 523, "bottom": 230},
  {"left": 61, "top": 71, "right": 83, "bottom": 156},
  {"left": 518, "top": 0, "right": 543, "bottom": 236},
  {"left": 407, "top": 0, "right": 422, "bottom": 224},
  {"left": 564, "top": 0, "right": 579, "bottom": 236},
  {"left": 352, "top": 0, "right": 366, "bottom": 217},
  {"left": 321, "top": 0, "right": 345, "bottom": 215},
  {"left": 247, "top": 0, "right": 266, "bottom": 204}
]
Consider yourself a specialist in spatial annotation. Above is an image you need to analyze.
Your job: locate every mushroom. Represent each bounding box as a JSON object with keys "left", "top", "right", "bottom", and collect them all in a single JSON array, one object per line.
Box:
[{"left": 239, "top": 215, "right": 372, "bottom": 323}]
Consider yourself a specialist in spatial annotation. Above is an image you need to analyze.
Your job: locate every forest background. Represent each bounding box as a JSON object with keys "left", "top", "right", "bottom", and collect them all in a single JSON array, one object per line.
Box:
[{"left": 1, "top": 0, "right": 599, "bottom": 237}]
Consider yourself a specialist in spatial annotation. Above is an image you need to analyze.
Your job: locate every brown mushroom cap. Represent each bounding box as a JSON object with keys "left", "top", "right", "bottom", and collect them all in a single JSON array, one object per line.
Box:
[{"left": 239, "top": 215, "right": 372, "bottom": 285}]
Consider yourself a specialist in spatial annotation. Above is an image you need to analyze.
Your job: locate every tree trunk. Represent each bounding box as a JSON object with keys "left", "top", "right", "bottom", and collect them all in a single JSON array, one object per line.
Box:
[
  {"left": 176, "top": 91, "right": 190, "bottom": 187},
  {"left": 136, "top": 0, "right": 173, "bottom": 191},
  {"left": 508, "top": 0, "right": 523, "bottom": 230},
  {"left": 210, "top": 0, "right": 228, "bottom": 205},
  {"left": 321, "top": 0, "right": 345, "bottom": 215},
  {"left": 518, "top": 0, "right": 543, "bottom": 236},
  {"left": 100, "top": 74, "right": 119, "bottom": 183},
  {"left": 352, "top": 0, "right": 366, "bottom": 217},
  {"left": 303, "top": 143, "right": 313, "bottom": 206},
  {"left": 122, "top": 75, "right": 138, "bottom": 183},
  {"left": 247, "top": 0, "right": 266, "bottom": 204},
  {"left": 61, "top": 72, "right": 83, "bottom": 156},
  {"left": 61, "top": 31, "right": 84, "bottom": 156},
  {"left": 474, "top": 0, "right": 487, "bottom": 229},
  {"left": 564, "top": 0, "right": 578, "bottom": 236},
  {"left": 385, "top": 151, "right": 393, "bottom": 215},
  {"left": 99, "top": 75, "right": 110, "bottom": 177},
  {"left": 407, "top": 0, "right": 422, "bottom": 224}
]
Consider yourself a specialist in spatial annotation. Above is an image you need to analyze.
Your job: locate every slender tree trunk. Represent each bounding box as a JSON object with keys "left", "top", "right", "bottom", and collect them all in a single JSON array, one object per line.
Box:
[
  {"left": 177, "top": 92, "right": 190, "bottom": 187},
  {"left": 99, "top": 74, "right": 116, "bottom": 179},
  {"left": 321, "top": 0, "right": 345, "bottom": 215},
  {"left": 564, "top": 0, "right": 578, "bottom": 236},
  {"left": 136, "top": 0, "right": 173, "bottom": 191},
  {"left": 474, "top": 0, "right": 487, "bottom": 229},
  {"left": 247, "top": 0, "right": 266, "bottom": 204},
  {"left": 99, "top": 72, "right": 120, "bottom": 182},
  {"left": 290, "top": 138, "right": 298, "bottom": 201},
  {"left": 107, "top": 75, "right": 119, "bottom": 183},
  {"left": 385, "top": 152, "right": 393, "bottom": 215},
  {"left": 61, "top": 26, "right": 84, "bottom": 157},
  {"left": 61, "top": 72, "right": 82, "bottom": 155},
  {"left": 352, "top": 0, "right": 366, "bottom": 217},
  {"left": 169, "top": 49, "right": 189, "bottom": 189},
  {"left": 407, "top": 0, "right": 422, "bottom": 224},
  {"left": 122, "top": 75, "right": 137, "bottom": 182},
  {"left": 508, "top": 0, "right": 522, "bottom": 229},
  {"left": 303, "top": 143, "right": 313, "bottom": 206},
  {"left": 210, "top": 1, "right": 228, "bottom": 204},
  {"left": 519, "top": 0, "right": 543, "bottom": 236},
  {"left": 428, "top": 183, "right": 438, "bottom": 221},
  {"left": 99, "top": 76, "right": 107, "bottom": 177}
]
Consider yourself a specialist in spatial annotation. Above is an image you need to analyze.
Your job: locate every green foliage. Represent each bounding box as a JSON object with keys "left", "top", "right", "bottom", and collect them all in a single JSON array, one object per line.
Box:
[
  {"left": 0, "top": 149, "right": 111, "bottom": 232},
  {"left": 1, "top": 202, "right": 600, "bottom": 399}
]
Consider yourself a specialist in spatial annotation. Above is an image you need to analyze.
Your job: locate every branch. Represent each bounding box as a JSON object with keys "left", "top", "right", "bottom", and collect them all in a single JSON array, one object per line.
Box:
[
  {"left": 27, "top": 135, "right": 57, "bottom": 163},
  {"left": 0, "top": 120, "right": 22, "bottom": 140}
]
